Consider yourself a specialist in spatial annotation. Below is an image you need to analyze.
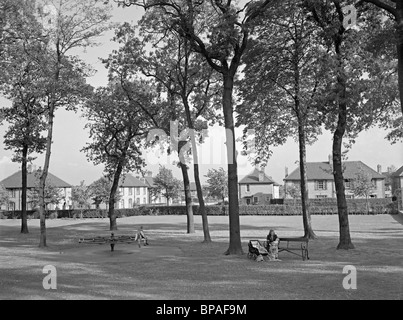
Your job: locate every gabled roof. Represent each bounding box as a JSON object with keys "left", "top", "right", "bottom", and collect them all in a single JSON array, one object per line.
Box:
[
  {"left": 0, "top": 170, "right": 71, "bottom": 188},
  {"left": 239, "top": 168, "right": 279, "bottom": 185},
  {"left": 144, "top": 176, "right": 155, "bottom": 188},
  {"left": 392, "top": 165, "right": 403, "bottom": 177},
  {"left": 284, "top": 161, "right": 385, "bottom": 181},
  {"left": 119, "top": 174, "right": 149, "bottom": 188}
]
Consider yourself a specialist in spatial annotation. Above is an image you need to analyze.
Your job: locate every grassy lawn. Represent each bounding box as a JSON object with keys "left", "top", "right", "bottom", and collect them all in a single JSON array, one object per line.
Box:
[{"left": 0, "top": 214, "right": 402, "bottom": 300}]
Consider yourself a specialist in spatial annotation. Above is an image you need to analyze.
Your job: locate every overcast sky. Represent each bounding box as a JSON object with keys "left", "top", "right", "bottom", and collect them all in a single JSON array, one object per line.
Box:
[{"left": 0, "top": 5, "right": 402, "bottom": 186}]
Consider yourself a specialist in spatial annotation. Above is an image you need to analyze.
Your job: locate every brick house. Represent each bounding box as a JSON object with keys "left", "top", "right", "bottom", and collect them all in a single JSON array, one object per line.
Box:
[
  {"left": 239, "top": 168, "right": 280, "bottom": 205},
  {"left": 284, "top": 160, "right": 386, "bottom": 199},
  {"left": 117, "top": 174, "right": 149, "bottom": 208},
  {"left": 391, "top": 165, "right": 403, "bottom": 210},
  {"left": 0, "top": 168, "right": 72, "bottom": 211}
]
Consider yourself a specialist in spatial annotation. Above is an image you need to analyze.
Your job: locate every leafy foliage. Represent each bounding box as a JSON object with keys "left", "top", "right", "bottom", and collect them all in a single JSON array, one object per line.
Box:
[{"left": 204, "top": 167, "right": 228, "bottom": 202}]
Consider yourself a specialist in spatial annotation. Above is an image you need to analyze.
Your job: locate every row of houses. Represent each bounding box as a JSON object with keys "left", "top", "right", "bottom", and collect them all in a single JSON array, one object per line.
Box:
[{"left": 1, "top": 159, "right": 403, "bottom": 211}]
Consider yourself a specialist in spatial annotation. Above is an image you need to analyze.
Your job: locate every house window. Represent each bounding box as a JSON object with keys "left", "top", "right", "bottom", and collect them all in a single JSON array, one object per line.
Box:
[
  {"left": 136, "top": 188, "right": 140, "bottom": 195},
  {"left": 9, "top": 189, "right": 16, "bottom": 198},
  {"left": 129, "top": 188, "right": 133, "bottom": 196},
  {"left": 315, "top": 180, "right": 327, "bottom": 190},
  {"left": 246, "top": 185, "right": 250, "bottom": 192},
  {"left": 121, "top": 199, "right": 125, "bottom": 209},
  {"left": 372, "top": 179, "right": 377, "bottom": 189},
  {"left": 136, "top": 198, "right": 140, "bottom": 204},
  {"left": 344, "top": 180, "right": 352, "bottom": 189},
  {"left": 8, "top": 202, "right": 15, "bottom": 211},
  {"left": 246, "top": 198, "right": 251, "bottom": 205},
  {"left": 120, "top": 188, "right": 124, "bottom": 196},
  {"left": 143, "top": 187, "right": 147, "bottom": 195},
  {"left": 316, "top": 195, "right": 328, "bottom": 199},
  {"left": 143, "top": 197, "right": 146, "bottom": 204},
  {"left": 129, "top": 198, "right": 133, "bottom": 208},
  {"left": 253, "top": 197, "right": 258, "bottom": 204}
]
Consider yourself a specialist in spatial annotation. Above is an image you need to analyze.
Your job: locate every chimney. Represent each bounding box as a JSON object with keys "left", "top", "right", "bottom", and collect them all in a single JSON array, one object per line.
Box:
[
  {"left": 259, "top": 169, "right": 265, "bottom": 182},
  {"left": 285, "top": 167, "right": 289, "bottom": 178},
  {"left": 377, "top": 164, "right": 382, "bottom": 174}
]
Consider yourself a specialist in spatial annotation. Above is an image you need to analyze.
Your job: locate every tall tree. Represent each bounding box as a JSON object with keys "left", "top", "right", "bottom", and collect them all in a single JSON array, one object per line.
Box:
[
  {"left": 82, "top": 83, "right": 149, "bottom": 231},
  {"left": 34, "top": 0, "right": 112, "bottom": 247},
  {"left": 304, "top": 0, "right": 398, "bottom": 249},
  {"left": 71, "top": 181, "right": 93, "bottom": 218},
  {"left": 152, "top": 166, "right": 182, "bottom": 206},
  {"left": 237, "top": 1, "right": 326, "bottom": 239},
  {"left": 105, "top": 22, "right": 221, "bottom": 240},
  {"left": 205, "top": 167, "right": 228, "bottom": 204},
  {"left": 89, "top": 177, "right": 117, "bottom": 209},
  {"left": 0, "top": 0, "right": 47, "bottom": 234},
  {"left": 0, "top": 184, "right": 9, "bottom": 210},
  {"left": 113, "top": 0, "right": 280, "bottom": 255},
  {"left": 350, "top": 167, "right": 375, "bottom": 213}
]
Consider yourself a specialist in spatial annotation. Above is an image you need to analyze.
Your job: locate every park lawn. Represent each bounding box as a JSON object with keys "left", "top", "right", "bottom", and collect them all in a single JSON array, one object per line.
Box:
[{"left": 0, "top": 214, "right": 402, "bottom": 300}]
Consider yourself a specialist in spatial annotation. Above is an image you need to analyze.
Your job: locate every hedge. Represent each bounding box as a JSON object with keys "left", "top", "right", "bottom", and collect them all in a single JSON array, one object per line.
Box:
[{"left": 0, "top": 199, "right": 398, "bottom": 220}]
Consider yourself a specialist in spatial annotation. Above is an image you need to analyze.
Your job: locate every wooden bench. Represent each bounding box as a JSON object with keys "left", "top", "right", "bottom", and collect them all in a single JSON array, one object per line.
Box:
[
  {"left": 79, "top": 232, "right": 147, "bottom": 251},
  {"left": 277, "top": 237, "right": 309, "bottom": 261}
]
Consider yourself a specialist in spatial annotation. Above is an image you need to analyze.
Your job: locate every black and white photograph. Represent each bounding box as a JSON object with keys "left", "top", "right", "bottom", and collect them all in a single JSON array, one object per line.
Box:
[{"left": 0, "top": 0, "right": 402, "bottom": 306}]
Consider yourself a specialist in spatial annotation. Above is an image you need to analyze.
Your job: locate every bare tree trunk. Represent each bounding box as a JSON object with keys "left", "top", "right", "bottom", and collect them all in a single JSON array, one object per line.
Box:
[
  {"left": 21, "top": 145, "right": 29, "bottom": 234},
  {"left": 297, "top": 120, "right": 316, "bottom": 239},
  {"left": 38, "top": 113, "right": 54, "bottom": 247},
  {"left": 108, "top": 163, "right": 123, "bottom": 231},
  {"left": 179, "top": 160, "right": 195, "bottom": 234},
  {"left": 182, "top": 94, "right": 211, "bottom": 242},
  {"left": 396, "top": 4, "right": 403, "bottom": 117},
  {"left": 194, "top": 162, "right": 211, "bottom": 242},
  {"left": 223, "top": 72, "right": 243, "bottom": 255},
  {"left": 333, "top": 27, "right": 354, "bottom": 250}
]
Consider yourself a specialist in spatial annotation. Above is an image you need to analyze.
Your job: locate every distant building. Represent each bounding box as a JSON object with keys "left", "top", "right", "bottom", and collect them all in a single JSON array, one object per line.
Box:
[
  {"left": 239, "top": 168, "right": 280, "bottom": 205},
  {"left": 391, "top": 165, "right": 403, "bottom": 210},
  {"left": 117, "top": 174, "right": 149, "bottom": 208},
  {"left": 284, "top": 160, "right": 386, "bottom": 199},
  {"left": 0, "top": 167, "right": 72, "bottom": 211},
  {"left": 142, "top": 171, "right": 172, "bottom": 206}
]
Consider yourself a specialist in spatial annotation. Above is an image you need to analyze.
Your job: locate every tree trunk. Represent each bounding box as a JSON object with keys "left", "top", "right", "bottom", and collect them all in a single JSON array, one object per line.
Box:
[
  {"left": 20, "top": 145, "right": 29, "bottom": 234},
  {"left": 333, "top": 29, "right": 354, "bottom": 250},
  {"left": 297, "top": 120, "right": 316, "bottom": 239},
  {"left": 179, "top": 161, "right": 195, "bottom": 234},
  {"left": 396, "top": 5, "right": 403, "bottom": 117},
  {"left": 182, "top": 95, "right": 211, "bottom": 242},
  {"left": 194, "top": 163, "right": 211, "bottom": 242},
  {"left": 333, "top": 94, "right": 354, "bottom": 250},
  {"left": 38, "top": 105, "right": 55, "bottom": 248},
  {"left": 108, "top": 164, "right": 123, "bottom": 231},
  {"left": 222, "top": 72, "right": 243, "bottom": 255}
]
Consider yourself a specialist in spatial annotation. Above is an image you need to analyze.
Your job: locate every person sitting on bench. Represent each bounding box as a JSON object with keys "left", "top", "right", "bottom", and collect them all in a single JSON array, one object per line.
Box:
[
  {"left": 135, "top": 226, "right": 148, "bottom": 247},
  {"left": 266, "top": 229, "right": 280, "bottom": 260}
]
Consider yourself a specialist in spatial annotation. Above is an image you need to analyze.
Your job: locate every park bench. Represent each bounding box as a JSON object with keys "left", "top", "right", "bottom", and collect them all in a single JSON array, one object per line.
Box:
[
  {"left": 277, "top": 237, "right": 309, "bottom": 261},
  {"left": 249, "top": 237, "right": 309, "bottom": 261},
  {"left": 79, "top": 232, "right": 147, "bottom": 252}
]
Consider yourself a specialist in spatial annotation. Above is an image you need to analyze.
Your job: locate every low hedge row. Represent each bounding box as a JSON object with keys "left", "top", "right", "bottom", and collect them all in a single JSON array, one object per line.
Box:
[{"left": 0, "top": 201, "right": 398, "bottom": 219}]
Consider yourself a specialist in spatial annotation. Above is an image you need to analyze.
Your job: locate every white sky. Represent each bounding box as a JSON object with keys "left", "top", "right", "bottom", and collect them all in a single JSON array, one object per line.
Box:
[{"left": 0, "top": 5, "right": 402, "bottom": 186}]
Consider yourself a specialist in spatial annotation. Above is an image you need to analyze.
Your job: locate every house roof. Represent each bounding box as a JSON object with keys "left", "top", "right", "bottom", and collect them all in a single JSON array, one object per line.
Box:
[
  {"left": 0, "top": 170, "right": 72, "bottom": 189},
  {"left": 119, "top": 174, "right": 149, "bottom": 188},
  {"left": 284, "top": 161, "right": 385, "bottom": 181},
  {"left": 392, "top": 165, "right": 403, "bottom": 177},
  {"left": 239, "top": 168, "right": 280, "bottom": 186}
]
